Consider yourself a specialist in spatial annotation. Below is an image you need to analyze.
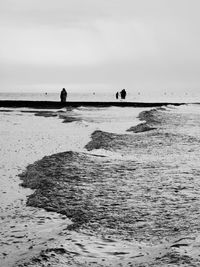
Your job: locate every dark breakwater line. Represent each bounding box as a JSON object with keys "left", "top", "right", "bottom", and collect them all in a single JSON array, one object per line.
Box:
[{"left": 0, "top": 100, "right": 185, "bottom": 109}]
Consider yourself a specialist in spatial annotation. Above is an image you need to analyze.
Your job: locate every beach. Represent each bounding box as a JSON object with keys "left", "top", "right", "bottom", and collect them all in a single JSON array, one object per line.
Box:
[
  {"left": 0, "top": 106, "right": 92, "bottom": 266},
  {"left": 2, "top": 0, "right": 200, "bottom": 265},
  {"left": 1, "top": 103, "right": 200, "bottom": 266}
]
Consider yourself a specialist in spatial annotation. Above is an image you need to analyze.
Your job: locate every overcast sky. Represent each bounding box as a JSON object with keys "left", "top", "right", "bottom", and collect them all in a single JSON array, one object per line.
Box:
[{"left": 1, "top": 0, "right": 200, "bottom": 94}]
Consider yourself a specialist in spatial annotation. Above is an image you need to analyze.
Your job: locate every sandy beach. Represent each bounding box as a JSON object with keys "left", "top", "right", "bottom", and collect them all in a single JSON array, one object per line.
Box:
[
  {"left": 1, "top": 0, "right": 200, "bottom": 265},
  {"left": 0, "top": 105, "right": 144, "bottom": 266},
  {"left": 1, "top": 105, "right": 200, "bottom": 267},
  {"left": 0, "top": 107, "right": 92, "bottom": 266}
]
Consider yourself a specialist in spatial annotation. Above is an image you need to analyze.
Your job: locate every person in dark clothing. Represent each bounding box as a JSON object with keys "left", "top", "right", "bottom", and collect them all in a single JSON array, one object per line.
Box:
[
  {"left": 60, "top": 88, "right": 67, "bottom": 102},
  {"left": 116, "top": 92, "right": 119, "bottom": 99},
  {"left": 120, "top": 89, "right": 127, "bottom": 99}
]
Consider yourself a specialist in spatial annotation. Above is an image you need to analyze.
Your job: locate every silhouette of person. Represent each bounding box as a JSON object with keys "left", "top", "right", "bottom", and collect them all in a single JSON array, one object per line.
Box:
[
  {"left": 120, "top": 89, "right": 127, "bottom": 99},
  {"left": 116, "top": 92, "right": 119, "bottom": 99},
  {"left": 60, "top": 88, "right": 67, "bottom": 102}
]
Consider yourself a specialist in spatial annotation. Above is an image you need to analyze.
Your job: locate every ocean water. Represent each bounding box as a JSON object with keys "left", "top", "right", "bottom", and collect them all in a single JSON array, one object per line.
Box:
[
  {"left": 1, "top": 103, "right": 200, "bottom": 266},
  {"left": 0, "top": 91, "right": 200, "bottom": 102}
]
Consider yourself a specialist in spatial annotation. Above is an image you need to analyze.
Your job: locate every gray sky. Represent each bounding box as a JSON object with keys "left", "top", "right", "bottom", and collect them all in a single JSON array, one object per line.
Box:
[{"left": 1, "top": 0, "right": 200, "bottom": 93}]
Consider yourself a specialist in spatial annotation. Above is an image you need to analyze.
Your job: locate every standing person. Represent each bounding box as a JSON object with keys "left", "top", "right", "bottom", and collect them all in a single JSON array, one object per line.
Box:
[
  {"left": 124, "top": 89, "right": 127, "bottom": 99},
  {"left": 116, "top": 92, "right": 119, "bottom": 99},
  {"left": 60, "top": 88, "right": 67, "bottom": 102},
  {"left": 120, "top": 89, "right": 127, "bottom": 99}
]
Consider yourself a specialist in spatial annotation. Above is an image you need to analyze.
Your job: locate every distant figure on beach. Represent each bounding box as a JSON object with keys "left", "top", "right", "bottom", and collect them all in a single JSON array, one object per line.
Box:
[
  {"left": 120, "top": 89, "right": 127, "bottom": 99},
  {"left": 116, "top": 92, "right": 119, "bottom": 99},
  {"left": 60, "top": 88, "right": 67, "bottom": 102}
]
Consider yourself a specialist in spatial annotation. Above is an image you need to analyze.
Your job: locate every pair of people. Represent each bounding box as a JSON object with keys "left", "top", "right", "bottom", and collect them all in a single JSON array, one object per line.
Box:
[
  {"left": 60, "top": 88, "right": 67, "bottom": 102},
  {"left": 116, "top": 89, "right": 127, "bottom": 100}
]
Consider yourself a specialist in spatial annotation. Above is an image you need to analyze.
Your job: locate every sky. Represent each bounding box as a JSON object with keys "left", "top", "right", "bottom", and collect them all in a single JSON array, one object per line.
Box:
[{"left": 0, "top": 0, "right": 200, "bottom": 95}]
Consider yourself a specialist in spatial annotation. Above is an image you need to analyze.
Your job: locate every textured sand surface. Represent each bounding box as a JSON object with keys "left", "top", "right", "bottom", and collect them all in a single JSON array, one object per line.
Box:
[
  {"left": 2, "top": 105, "right": 200, "bottom": 267},
  {"left": 0, "top": 108, "right": 91, "bottom": 266},
  {"left": 16, "top": 105, "right": 200, "bottom": 266}
]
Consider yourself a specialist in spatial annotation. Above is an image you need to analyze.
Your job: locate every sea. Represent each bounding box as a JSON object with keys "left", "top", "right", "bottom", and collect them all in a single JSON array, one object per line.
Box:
[
  {"left": 0, "top": 92, "right": 200, "bottom": 266},
  {"left": 0, "top": 90, "right": 199, "bottom": 103}
]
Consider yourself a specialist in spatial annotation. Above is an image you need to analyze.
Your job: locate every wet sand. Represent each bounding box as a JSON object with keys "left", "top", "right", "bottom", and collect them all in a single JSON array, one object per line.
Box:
[
  {"left": 1, "top": 105, "right": 200, "bottom": 267},
  {"left": 0, "top": 108, "right": 92, "bottom": 267},
  {"left": 16, "top": 105, "right": 200, "bottom": 266}
]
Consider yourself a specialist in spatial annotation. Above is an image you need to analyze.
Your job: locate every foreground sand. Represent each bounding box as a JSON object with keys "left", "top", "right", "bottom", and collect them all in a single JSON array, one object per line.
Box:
[
  {"left": 0, "top": 108, "right": 92, "bottom": 266},
  {"left": 1, "top": 106, "right": 200, "bottom": 267}
]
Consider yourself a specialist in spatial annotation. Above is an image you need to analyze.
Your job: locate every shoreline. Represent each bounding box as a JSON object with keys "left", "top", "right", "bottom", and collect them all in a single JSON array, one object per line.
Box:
[{"left": 0, "top": 100, "right": 185, "bottom": 109}]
